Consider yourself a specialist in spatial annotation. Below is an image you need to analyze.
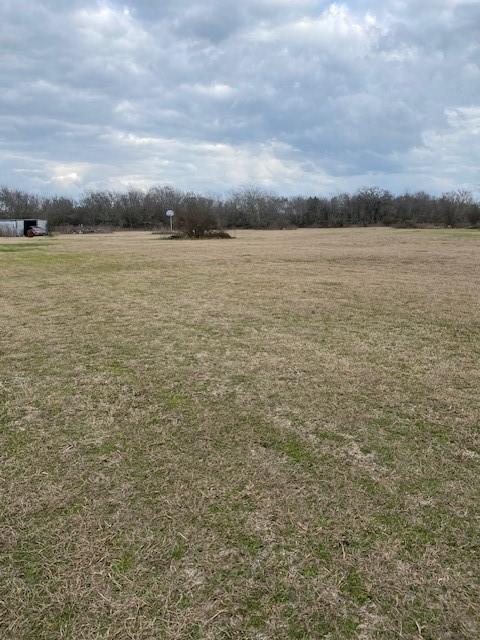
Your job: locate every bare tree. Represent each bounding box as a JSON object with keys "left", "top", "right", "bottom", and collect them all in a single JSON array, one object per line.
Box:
[{"left": 176, "top": 195, "right": 218, "bottom": 237}]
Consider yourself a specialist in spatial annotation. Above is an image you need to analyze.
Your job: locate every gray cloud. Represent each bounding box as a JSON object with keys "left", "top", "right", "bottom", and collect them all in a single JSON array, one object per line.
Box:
[{"left": 0, "top": 0, "right": 479, "bottom": 195}]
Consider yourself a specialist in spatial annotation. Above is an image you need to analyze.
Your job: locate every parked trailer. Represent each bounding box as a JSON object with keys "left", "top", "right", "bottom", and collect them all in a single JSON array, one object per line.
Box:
[{"left": 0, "top": 219, "right": 48, "bottom": 237}]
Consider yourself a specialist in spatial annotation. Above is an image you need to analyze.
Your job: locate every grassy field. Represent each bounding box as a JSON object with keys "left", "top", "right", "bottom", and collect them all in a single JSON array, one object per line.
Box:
[{"left": 0, "top": 228, "right": 479, "bottom": 639}]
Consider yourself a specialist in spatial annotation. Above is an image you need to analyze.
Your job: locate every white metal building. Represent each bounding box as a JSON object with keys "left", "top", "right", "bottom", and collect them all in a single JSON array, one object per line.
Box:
[{"left": 0, "top": 219, "right": 48, "bottom": 237}]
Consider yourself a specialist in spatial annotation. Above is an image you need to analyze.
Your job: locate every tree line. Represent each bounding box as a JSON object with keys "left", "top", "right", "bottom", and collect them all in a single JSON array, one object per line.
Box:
[{"left": 1, "top": 185, "right": 479, "bottom": 232}]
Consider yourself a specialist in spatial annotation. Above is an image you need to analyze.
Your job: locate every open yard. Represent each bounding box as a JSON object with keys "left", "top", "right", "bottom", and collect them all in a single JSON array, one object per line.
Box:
[{"left": 0, "top": 228, "right": 479, "bottom": 639}]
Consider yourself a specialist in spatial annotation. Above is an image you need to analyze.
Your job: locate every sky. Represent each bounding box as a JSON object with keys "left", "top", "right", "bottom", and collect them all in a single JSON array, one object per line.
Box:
[{"left": 1, "top": 0, "right": 479, "bottom": 196}]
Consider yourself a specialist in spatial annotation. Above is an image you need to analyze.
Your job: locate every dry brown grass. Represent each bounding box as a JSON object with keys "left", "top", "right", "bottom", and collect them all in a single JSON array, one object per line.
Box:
[{"left": 0, "top": 228, "right": 479, "bottom": 639}]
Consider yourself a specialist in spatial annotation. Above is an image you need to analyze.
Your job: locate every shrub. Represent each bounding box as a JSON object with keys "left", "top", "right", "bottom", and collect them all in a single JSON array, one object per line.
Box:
[{"left": 176, "top": 196, "right": 218, "bottom": 238}]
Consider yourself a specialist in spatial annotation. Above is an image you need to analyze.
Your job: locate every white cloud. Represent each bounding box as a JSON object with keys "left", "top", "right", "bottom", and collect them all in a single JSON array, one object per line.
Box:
[
  {"left": 404, "top": 107, "right": 480, "bottom": 192},
  {"left": 187, "top": 83, "right": 237, "bottom": 99},
  {"left": 246, "top": 2, "right": 381, "bottom": 63},
  {"left": 0, "top": 0, "right": 479, "bottom": 196}
]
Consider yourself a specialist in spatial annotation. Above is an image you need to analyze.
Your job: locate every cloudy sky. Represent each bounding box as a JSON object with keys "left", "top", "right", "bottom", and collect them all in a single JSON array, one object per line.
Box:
[{"left": 1, "top": 0, "right": 479, "bottom": 196}]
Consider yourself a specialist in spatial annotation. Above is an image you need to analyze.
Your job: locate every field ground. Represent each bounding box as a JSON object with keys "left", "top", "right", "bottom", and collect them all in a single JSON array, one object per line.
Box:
[{"left": 0, "top": 228, "right": 479, "bottom": 639}]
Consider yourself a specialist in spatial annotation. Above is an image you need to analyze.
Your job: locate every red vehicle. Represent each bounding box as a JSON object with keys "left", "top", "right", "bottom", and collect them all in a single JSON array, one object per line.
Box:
[{"left": 26, "top": 226, "right": 47, "bottom": 237}]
